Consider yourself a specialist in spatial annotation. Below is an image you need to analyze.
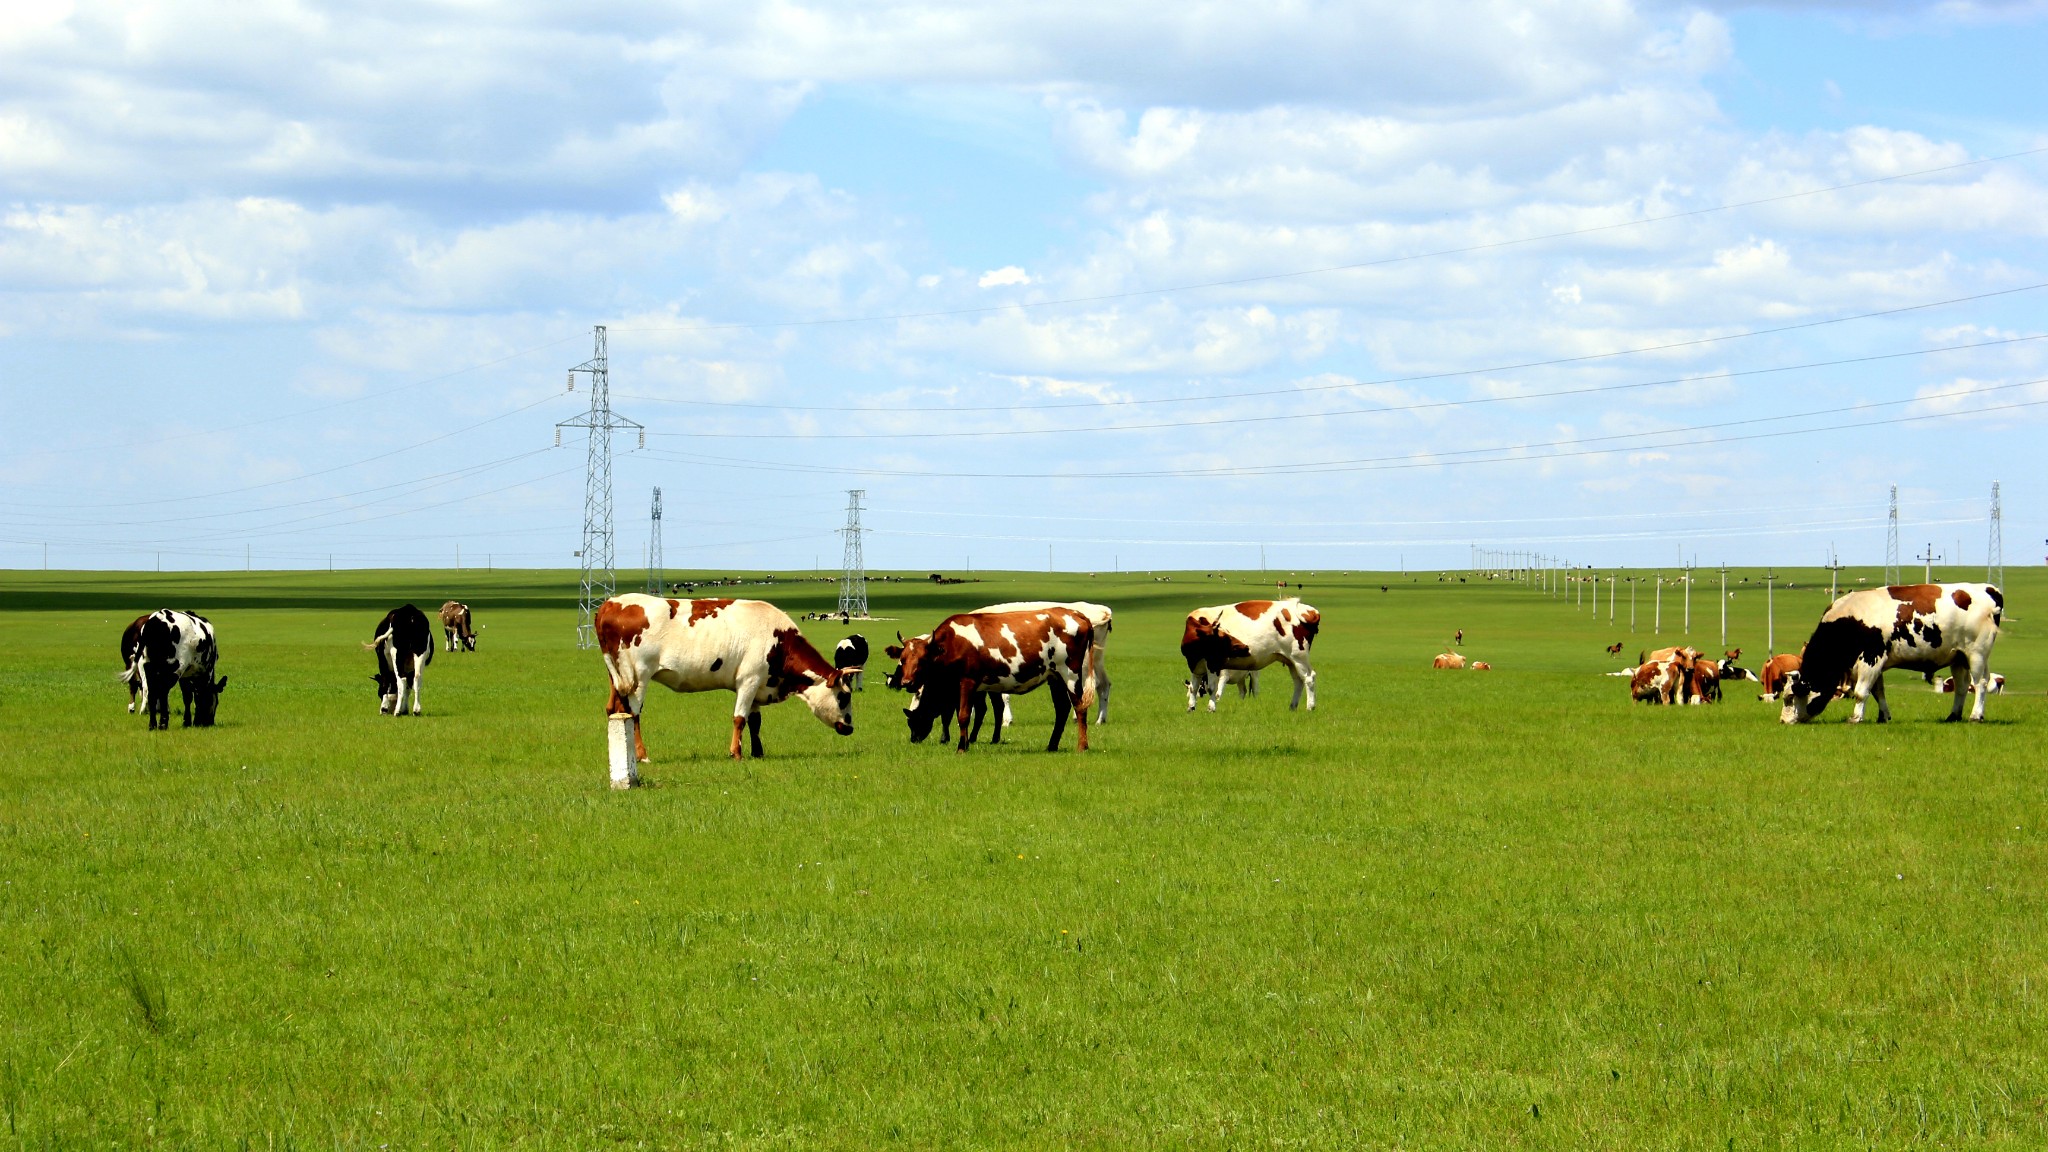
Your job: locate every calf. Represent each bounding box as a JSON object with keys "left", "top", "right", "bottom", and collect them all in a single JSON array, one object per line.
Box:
[
  {"left": 1757, "top": 653, "right": 1802, "bottom": 701},
  {"left": 885, "top": 632, "right": 1009, "bottom": 745},
  {"left": 440, "top": 601, "right": 477, "bottom": 652},
  {"left": 132, "top": 610, "right": 226, "bottom": 730},
  {"left": 834, "top": 634, "right": 869, "bottom": 691},
  {"left": 367, "top": 604, "right": 434, "bottom": 715},
  {"left": 1182, "top": 599, "right": 1320, "bottom": 712},
  {"left": 897, "top": 608, "right": 1094, "bottom": 753},
  {"left": 1781, "top": 583, "right": 2002, "bottom": 724},
  {"left": 598, "top": 594, "right": 852, "bottom": 761},
  {"left": 1939, "top": 673, "right": 2004, "bottom": 694}
]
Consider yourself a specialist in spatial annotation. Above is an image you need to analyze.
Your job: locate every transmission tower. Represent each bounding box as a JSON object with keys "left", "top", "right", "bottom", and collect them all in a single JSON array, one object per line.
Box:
[
  {"left": 646, "top": 487, "right": 664, "bottom": 594},
  {"left": 556, "top": 325, "right": 643, "bottom": 648},
  {"left": 1884, "top": 485, "right": 1900, "bottom": 586},
  {"left": 1988, "top": 480, "right": 2004, "bottom": 587},
  {"left": 837, "top": 489, "right": 868, "bottom": 618}
]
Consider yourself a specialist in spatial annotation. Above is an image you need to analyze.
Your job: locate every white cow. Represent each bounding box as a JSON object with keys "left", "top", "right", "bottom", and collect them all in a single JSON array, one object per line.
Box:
[
  {"left": 1780, "top": 583, "right": 2002, "bottom": 724},
  {"left": 598, "top": 594, "right": 854, "bottom": 760},
  {"left": 1180, "top": 598, "right": 1321, "bottom": 712},
  {"left": 975, "top": 600, "right": 1114, "bottom": 724}
]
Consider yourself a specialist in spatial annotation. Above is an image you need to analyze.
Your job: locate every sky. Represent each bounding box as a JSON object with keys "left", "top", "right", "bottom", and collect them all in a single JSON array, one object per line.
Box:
[{"left": 1, "top": 0, "right": 2044, "bottom": 575}]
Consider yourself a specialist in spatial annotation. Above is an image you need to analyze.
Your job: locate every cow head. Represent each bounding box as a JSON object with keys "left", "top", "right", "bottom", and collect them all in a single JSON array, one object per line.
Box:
[
  {"left": 885, "top": 633, "right": 928, "bottom": 693},
  {"left": 797, "top": 668, "right": 855, "bottom": 736},
  {"left": 194, "top": 675, "right": 226, "bottom": 726},
  {"left": 1778, "top": 669, "right": 1825, "bottom": 723},
  {"left": 372, "top": 662, "right": 398, "bottom": 713},
  {"left": 1184, "top": 672, "right": 1212, "bottom": 710}
]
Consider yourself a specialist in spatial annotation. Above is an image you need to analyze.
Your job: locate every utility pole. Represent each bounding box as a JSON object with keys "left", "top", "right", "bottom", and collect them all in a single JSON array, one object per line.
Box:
[
  {"left": 1885, "top": 485, "right": 1901, "bottom": 586},
  {"left": 1654, "top": 573, "right": 1662, "bottom": 635},
  {"left": 1719, "top": 563, "right": 1728, "bottom": 649},
  {"left": 557, "top": 325, "right": 643, "bottom": 649},
  {"left": 1630, "top": 577, "right": 1636, "bottom": 633},
  {"left": 1683, "top": 565, "right": 1691, "bottom": 635},
  {"left": 1609, "top": 575, "right": 1616, "bottom": 624},
  {"left": 1988, "top": 481, "right": 2004, "bottom": 587},
  {"left": 1825, "top": 545, "right": 1844, "bottom": 602},
  {"left": 1917, "top": 543, "right": 1940, "bottom": 584},
  {"left": 838, "top": 490, "right": 868, "bottom": 618},
  {"left": 1766, "top": 567, "right": 1777, "bottom": 654},
  {"left": 645, "top": 487, "right": 664, "bottom": 594},
  {"left": 1591, "top": 569, "right": 1598, "bottom": 619}
]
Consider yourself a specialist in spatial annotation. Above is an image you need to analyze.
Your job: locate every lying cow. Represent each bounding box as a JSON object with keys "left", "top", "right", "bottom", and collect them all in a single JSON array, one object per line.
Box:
[
  {"left": 1780, "top": 583, "right": 2003, "bottom": 724},
  {"left": 1182, "top": 599, "right": 1320, "bottom": 712},
  {"left": 128, "top": 609, "right": 226, "bottom": 730},
  {"left": 1757, "top": 653, "right": 1802, "bottom": 701},
  {"left": 1939, "top": 673, "right": 2003, "bottom": 694},
  {"left": 1630, "top": 658, "right": 1683, "bottom": 705},
  {"left": 367, "top": 604, "right": 434, "bottom": 715},
  {"left": 440, "top": 601, "right": 477, "bottom": 652},
  {"left": 897, "top": 607, "right": 1094, "bottom": 752},
  {"left": 1432, "top": 652, "right": 1466, "bottom": 670},
  {"left": 598, "top": 594, "right": 853, "bottom": 761},
  {"left": 834, "top": 634, "right": 869, "bottom": 691}
]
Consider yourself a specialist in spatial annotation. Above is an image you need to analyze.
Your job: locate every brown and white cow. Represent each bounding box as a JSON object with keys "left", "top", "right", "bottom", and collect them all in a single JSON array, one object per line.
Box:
[
  {"left": 897, "top": 608, "right": 1094, "bottom": 753},
  {"left": 1182, "top": 599, "right": 1320, "bottom": 712},
  {"left": 440, "top": 601, "right": 477, "bottom": 652},
  {"left": 1630, "top": 658, "right": 1682, "bottom": 705},
  {"left": 1780, "top": 583, "right": 2003, "bottom": 724},
  {"left": 977, "top": 600, "right": 1114, "bottom": 723},
  {"left": 1939, "top": 673, "right": 2003, "bottom": 694},
  {"left": 597, "top": 594, "right": 854, "bottom": 761},
  {"left": 884, "top": 631, "right": 1007, "bottom": 745},
  {"left": 1432, "top": 652, "right": 1467, "bottom": 670},
  {"left": 1757, "top": 653, "right": 1802, "bottom": 701}
]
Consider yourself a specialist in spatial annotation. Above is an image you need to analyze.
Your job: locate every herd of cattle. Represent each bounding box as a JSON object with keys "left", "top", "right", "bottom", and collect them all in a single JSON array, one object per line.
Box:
[{"left": 114, "top": 580, "right": 2005, "bottom": 756}]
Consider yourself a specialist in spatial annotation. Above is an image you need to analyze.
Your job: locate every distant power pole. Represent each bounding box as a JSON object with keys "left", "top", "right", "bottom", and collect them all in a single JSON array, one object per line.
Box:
[
  {"left": 1654, "top": 573, "right": 1662, "bottom": 635},
  {"left": 1885, "top": 485, "right": 1901, "bottom": 586},
  {"left": 837, "top": 489, "right": 868, "bottom": 618},
  {"left": 645, "top": 487, "right": 664, "bottom": 594},
  {"left": 1683, "top": 565, "right": 1691, "bottom": 635},
  {"left": 1766, "top": 567, "right": 1777, "bottom": 653},
  {"left": 1988, "top": 481, "right": 2004, "bottom": 586},
  {"left": 1917, "top": 542, "right": 1941, "bottom": 584},
  {"left": 1718, "top": 563, "right": 1728, "bottom": 649},
  {"left": 1825, "top": 545, "right": 1844, "bottom": 602},
  {"left": 557, "top": 325, "right": 643, "bottom": 649}
]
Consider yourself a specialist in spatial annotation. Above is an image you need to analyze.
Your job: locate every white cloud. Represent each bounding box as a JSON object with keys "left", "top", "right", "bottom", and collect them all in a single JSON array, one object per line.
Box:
[{"left": 977, "top": 265, "right": 1032, "bottom": 287}]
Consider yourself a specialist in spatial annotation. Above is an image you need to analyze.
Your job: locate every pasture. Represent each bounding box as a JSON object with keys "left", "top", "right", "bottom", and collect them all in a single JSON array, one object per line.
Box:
[{"left": 2, "top": 566, "right": 2044, "bottom": 1148}]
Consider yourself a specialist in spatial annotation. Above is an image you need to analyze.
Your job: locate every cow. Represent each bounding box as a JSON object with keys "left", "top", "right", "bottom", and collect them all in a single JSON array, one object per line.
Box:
[
  {"left": 1757, "top": 653, "right": 1802, "bottom": 701},
  {"left": 884, "top": 632, "right": 1012, "bottom": 745},
  {"left": 834, "top": 634, "right": 869, "bottom": 691},
  {"left": 1940, "top": 673, "right": 2004, "bottom": 694},
  {"left": 1641, "top": 646, "right": 1709, "bottom": 703},
  {"left": 367, "top": 604, "right": 434, "bottom": 716},
  {"left": 1221, "top": 668, "right": 1259, "bottom": 698},
  {"left": 597, "top": 594, "right": 853, "bottom": 761},
  {"left": 117, "top": 613, "right": 150, "bottom": 712},
  {"left": 440, "top": 601, "right": 477, "bottom": 652},
  {"left": 1780, "top": 583, "right": 2003, "bottom": 724},
  {"left": 131, "top": 609, "right": 226, "bottom": 730},
  {"left": 897, "top": 608, "right": 1094, "bottom": 753},
  {"left": 1471, "top": 661, "right": 1492, "bottom": 671},
  {"left": 1686, "top": 660, "right": 1722, "bottom": 704},
  {"left": 1181, "top": 599, "right": 1320, "bottom": 712},
  {"left": 1630, "top": 658, "right": 1682, "bottom": 705},
  {"left": 1432, "top": 652, "right": 1467, "bottom": 670},
  {"left": 976, "top": 601, "right": 1114, "bottom": 723}
]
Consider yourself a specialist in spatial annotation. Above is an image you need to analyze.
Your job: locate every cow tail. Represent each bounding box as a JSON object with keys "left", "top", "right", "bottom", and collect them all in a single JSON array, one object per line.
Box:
[{"left": 1078, "top": 634, "right": 1096, "bottom": 716}]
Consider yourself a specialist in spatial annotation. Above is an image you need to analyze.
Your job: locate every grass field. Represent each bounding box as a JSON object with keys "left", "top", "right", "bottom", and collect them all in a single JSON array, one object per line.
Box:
[{"left": 2, "top": 565, "right": 2044, "bottom": 1149}]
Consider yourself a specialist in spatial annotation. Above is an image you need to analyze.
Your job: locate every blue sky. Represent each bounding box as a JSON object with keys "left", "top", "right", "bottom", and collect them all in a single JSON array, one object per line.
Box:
[{"left": 1, "top": 0, "right": 2043, "bottom": 574}]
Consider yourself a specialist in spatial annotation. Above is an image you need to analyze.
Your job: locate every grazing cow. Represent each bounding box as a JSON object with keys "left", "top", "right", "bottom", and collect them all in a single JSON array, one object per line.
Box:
[
  {"left": 118, "top": 613, "right": 150, "bottom": 712},
  {"left": 1687, "top": 660, "right": 1722, "bottom": 704},
  {"left": 1940, "top": 673, "right": 2004, "bottom": 694},
  {"left": 598, "top": 594, "right": 853, "bottom": 761},
  {"left": 439, "top": 601, "right": 477, "bottom": 652},
  {"left": 897, "top": 608, "right": 1094, "bottom": 753},
  {"left": 1432, "top": 652, "right": 1467, "bottom": 670},
  {"left": 834, "top": 634, "right": 869, "bottom": 691},
  {"left": 1757, "top": 653, "right": 1802, "bottom": 701},
  {"left": 367, "top": 604, "right": 434, "bottom": 716},
  {"left": 884, "top": 632, "right": 1001, "bottom": 743},
  {"left": 1631, "top": 658, "right": 1682, "bottom": 705},
  {"left": 1182, "top": 599, "right": 1320, "bottom": 712},
  {"left": 977, "top": 601, "right": 1114, "bottom": 723},
  {"left": 132, "top": 610, "right": 226, "bottom": 730},
  {"left": 1780, "top": 583, "right": 2003, "bottom": 724}
]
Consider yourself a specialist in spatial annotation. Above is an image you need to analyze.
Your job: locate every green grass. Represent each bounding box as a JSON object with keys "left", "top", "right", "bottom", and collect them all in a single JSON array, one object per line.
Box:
[{"left": 1, "top": 565, "right": 2043, "bottom": 1148}]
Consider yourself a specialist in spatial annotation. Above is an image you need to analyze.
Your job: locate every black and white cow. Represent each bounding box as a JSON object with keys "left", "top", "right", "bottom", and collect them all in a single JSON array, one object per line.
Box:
[
  {"left": 367, "top": 604, "right": 435, "bottom": 716},
  {"left": 128, "top": 609, "right": 226, "bottom": 730},
  {"left": 118, "top": 613, "right": 150, "bottom": 713},
  {"left": 1780, "top": 583, "right": 2002, "bottom": 724},
  {"left": 834, "top": 634, "right": 869, "bottom": 691},
  {"left": 440, "top": 601, "right": 477, "bottom": 652}
]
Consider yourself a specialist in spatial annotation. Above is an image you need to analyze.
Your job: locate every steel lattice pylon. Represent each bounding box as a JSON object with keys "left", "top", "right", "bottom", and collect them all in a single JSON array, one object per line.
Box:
[
  {"left": 837, "top": 489, "right": 868, "bottom": 618},
  {"left": 556, "top": 326, "right": 642, "bottom": 648},
  {"left": 646, "top": 487, "right": 664, "bottom": 594},
  {"left": 1988, "top": 480, "right": 2003, "bottom": 587},
  {"left": 1885, "top": 485, "right": 1901, "bottom": 586}
]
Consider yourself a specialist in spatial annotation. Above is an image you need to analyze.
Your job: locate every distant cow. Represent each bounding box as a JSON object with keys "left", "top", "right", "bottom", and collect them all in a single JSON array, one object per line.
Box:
[
  {"left": 598, "top": 594, "right": 853, "bottom": 761},
  {"left": 1432, "top": 652, "right": 1467, "bottom": 670},
  {"left": 440, "top": 601, "right": 476, "bottom": 652},
  {"left": 1940, "top": 673, "right": 2003, "bottom": 694},
  {"left": 1757, "top": 653, "right": 1802, "bottom": 701},
  {"left": 897, "top": 607, "right": 1094, "bottom": 753},
  {"left": 1182, "top": 599, "right": 1320, "bottom": 712},
  {"left": 1471, "top": 661, "right": 1492, "bottom": 671},
  {"left": 1780, "top": 583, "right": 2003, "bottom": 724},
  {"left": 834, "top": 634, "right": 870, "bottom": 691},
  {"left": 118, "top": 613, "right": 150, "bottom": 712},
  {"left": 368, "top": 604, "right": 434, "bottom": 715},
  {"left": 130, "top": 609, "right": 226, "bottom": 730}
]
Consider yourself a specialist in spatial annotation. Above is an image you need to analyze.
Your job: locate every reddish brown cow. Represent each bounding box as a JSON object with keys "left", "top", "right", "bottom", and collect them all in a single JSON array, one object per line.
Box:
[{"left": 898, "top": 608, "right": 1094, "bottom": 753}]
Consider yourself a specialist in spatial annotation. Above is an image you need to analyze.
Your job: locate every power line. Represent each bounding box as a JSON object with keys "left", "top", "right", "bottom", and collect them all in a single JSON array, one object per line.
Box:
[
  {"left": 607, "top": 145, "right": 2048, "bottom": 336},
  {"left": 636, "top": 331, "right": 2048, "bottom": 442}
]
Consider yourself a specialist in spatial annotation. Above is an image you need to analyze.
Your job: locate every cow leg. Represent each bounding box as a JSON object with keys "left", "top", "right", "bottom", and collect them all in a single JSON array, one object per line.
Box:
[
  {"left": 731, "top": 679, "right": 763, "bottom": 759},
  {"left": 1093, "top": 658, "right": 1110, "bottom": 725},
  {"left": 1208, "top": 667, "right": 1225, "bottom": 713},
  {"left": 748, "top": 710, "right": 764, "bottom": 758},
  {"left": 1872, "top": 674, "right": 1891, "bottom": 723},
  {"left": 1964, "top": 651, "right": 1992, "bottom": 722},
  {"left": 1046, "top": 674, "right": 1071, "bottom": 753},
  {"left": 1071, "top": 670, "right": 1089, "bottom": 752},
  {"left": 410, "top": 652, "right": 425, "bottom": 715},
  {"left": 987, "top": 695, "right": 1004, "bottom": 745},
  {"left": 1186, "top": 665, "right": 1203, "bottom": 712},
  {"left": 1284, "top": 658, "right": 1310, "bottom": 711},
  {"left": 955, "top": 681, "right": 975, "bottom": 753}
]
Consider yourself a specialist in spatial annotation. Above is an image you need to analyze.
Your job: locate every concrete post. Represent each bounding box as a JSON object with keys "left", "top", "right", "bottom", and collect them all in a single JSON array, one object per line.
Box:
[{"left": 608, "top": 714, "right": 639, "bottom": 790}]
